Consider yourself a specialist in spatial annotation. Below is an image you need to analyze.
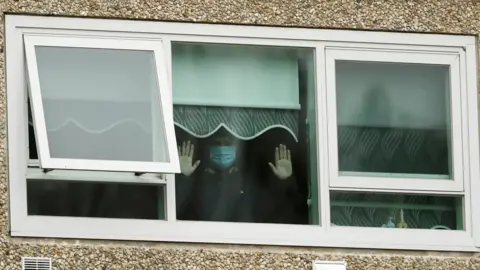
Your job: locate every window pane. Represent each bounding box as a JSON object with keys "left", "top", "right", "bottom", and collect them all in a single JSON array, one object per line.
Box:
[
  {"left": 330, "top": 191, "right": 463, "bottom": 230},
  {"left": 28, "top": 100, "right": 37, "bottom": 160},
  {"left": 336, "top": 61, "right": 451, "bottom": 179},
  {"left": 173, "top": 42, "right": 317, "bottom": 225},
  {"left": 27, "top": 180, "right": 165, "bottom": 220},
  {"left": 34, "top": 47, "right": 168, "bottom": 162}
]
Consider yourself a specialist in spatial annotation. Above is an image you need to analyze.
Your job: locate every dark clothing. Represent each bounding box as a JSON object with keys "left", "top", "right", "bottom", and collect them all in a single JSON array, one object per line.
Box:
[{"left": 176, "top": 164, "right": 300, "bottom": 224}]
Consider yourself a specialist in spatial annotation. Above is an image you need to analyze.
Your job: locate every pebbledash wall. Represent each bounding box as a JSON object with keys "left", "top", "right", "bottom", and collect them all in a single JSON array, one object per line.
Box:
[{"left": 1, "top": 1, "right": 480, "bottom": 269}]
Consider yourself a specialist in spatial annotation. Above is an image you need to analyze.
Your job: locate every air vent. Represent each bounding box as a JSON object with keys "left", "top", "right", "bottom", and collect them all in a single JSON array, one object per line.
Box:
[
  {"left": 312, "top": 260, "right": 347, "bottom": 270},
  {"left": 22, "top": 257, "right": 52, "bottom": 270}
]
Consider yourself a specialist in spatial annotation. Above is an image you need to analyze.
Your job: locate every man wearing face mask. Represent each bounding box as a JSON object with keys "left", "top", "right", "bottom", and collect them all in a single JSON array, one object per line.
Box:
[{"left": 175, "top": 130, "right": 299, "bottom": 224}]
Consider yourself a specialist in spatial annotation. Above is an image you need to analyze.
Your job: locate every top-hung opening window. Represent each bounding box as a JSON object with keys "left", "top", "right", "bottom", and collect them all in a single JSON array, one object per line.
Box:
[{"left": 24, "top": 34, "right": 180, "bottom": 173}]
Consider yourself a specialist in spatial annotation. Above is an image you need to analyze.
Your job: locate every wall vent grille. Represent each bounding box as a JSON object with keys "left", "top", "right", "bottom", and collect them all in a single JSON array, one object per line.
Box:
[
  {"left": 312, "top": 260, "right": 347, "bottom": 270},
  {"left": 21, "top": 257, "right": 52, "bottom": 270}
]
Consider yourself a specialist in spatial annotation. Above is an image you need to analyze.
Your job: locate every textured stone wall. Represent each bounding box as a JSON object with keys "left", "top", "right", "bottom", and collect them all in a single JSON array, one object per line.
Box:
[{"left": 1, "top": 0, "right": 480, "bottom": 269}]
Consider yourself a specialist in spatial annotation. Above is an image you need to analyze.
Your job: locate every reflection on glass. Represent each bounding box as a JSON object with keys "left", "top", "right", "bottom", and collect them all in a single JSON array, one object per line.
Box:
[
  {"left": 172, "top": 42, "right": 316, "bottom": 224},
  {"left": 27, "top": 180, "right": 165, "bottom": 220},
  {"left": 335, "top": 61, "right": 451, "bottom": 179},
  {"left": 330, "top": 191, "right": 463, "bottom": 230},
  {"left": 34, "top": 46, "right": 168, "bottom": 162}
]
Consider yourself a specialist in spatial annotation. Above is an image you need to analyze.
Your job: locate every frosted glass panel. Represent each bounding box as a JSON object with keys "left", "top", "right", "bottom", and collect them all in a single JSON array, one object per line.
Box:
[
  {"left": 35, "top": 46, "right": 168, "bottom": 162},
  {"left": 335, "top": 61, "right": 451, "bottom": 178},
  {"left": 172, "top": 43, "right": 300, "bottom": 109}
]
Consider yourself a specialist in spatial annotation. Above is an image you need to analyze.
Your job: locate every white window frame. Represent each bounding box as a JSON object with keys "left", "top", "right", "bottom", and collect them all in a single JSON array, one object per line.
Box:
[
  {"left": 6, "top": 14, "right": 480, "bottom": 252},
  {"left": 24, "top": 33, "right": 180, "bottom": 174},
  {"left": 325, "top": 48, "right": 465, "bottom": 192}
]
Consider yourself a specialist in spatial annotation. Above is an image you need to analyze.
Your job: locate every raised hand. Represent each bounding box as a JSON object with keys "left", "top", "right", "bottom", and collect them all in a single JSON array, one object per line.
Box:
[
  {"left": 178, "top": 141, "right": 200, "bottom": 176},
  {"left": 268, "top": 144, "right": 293, "bottom": 180}
]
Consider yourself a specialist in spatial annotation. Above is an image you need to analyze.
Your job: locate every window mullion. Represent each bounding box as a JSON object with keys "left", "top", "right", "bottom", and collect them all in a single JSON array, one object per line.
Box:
[
  {"left": 165, "top": 174, "right": 177, "bottom": 222},
  {"left": 161, "top": 37, "right": 177, "bottom": 222},
  {"left": 315, "top": 44, "right": 330, "bottom": 228}
]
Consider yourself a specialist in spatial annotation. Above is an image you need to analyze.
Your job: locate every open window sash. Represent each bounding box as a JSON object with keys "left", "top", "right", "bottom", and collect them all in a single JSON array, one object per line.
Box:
[
  {"left": 325, "top": 47, "right": 464, "bottom": 192},
  {"left": 24, "top": 34, "right": 180, "bottom": 174}
]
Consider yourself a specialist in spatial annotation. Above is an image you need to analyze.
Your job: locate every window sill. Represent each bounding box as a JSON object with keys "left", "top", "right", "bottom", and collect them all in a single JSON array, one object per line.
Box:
[{"left": 11, "top": 216, "right": 477, "bottom": 252}]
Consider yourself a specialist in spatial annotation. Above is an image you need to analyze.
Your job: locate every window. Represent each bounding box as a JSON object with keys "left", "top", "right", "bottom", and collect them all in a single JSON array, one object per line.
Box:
[
  {"left": 25, "top": 34, "right": 179, "bottom": 173},
  {"left": 6, "top": 15, "right": 480, "bottom": 251},
  {"left": 171, "top": 42, "right": 317, "bottom": 225},
  {"left": 326, "top": 49, "right": 462, "bottom": 192}
]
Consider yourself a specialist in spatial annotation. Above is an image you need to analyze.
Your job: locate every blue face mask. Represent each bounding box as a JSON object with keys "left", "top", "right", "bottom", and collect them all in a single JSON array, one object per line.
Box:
[{"left": 209, "top": 146, "right": 236, "bottom": 169}]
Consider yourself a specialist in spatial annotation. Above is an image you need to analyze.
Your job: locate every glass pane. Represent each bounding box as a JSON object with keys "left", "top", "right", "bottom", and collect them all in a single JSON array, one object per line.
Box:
[
  {"left": 335, "top": 61, "right": 451, "bottom": 179},
  {"left": 330, "top": 191, "right": 463, "bottom": 230},
  {"left": 28, "top": 100, "right": 38, "bottom": 160},
  {"left": 27, "top": 180, "right": 165, "bottom": 220},
  {"left": 34, "top": 46, "right": 168, "bottom": 162},
  {"left": 173, "top": 42, "right": 317, "bottom": 225}
]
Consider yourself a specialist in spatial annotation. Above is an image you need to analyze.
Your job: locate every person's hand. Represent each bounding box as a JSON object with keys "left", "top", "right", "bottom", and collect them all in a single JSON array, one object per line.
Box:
[
  {"left": 178, "top": 141, "right": 200, "bottom": 176},
  {"left": 268, "top": 144, "right": 292, "bottom": 180}
]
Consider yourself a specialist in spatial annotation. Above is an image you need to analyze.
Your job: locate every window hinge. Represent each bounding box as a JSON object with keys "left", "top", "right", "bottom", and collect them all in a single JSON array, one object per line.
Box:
[
  {"left": 134, "top": 172, "right": 146, "bottom": 176},
  {"left": 43, "top": 169, "right": 54, "bottom": 173}
]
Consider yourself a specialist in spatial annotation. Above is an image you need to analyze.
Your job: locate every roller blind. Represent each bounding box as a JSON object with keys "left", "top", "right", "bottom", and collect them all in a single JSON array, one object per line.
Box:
[{"left": 172, "top": 43, "right": 300, "bottom": 110}]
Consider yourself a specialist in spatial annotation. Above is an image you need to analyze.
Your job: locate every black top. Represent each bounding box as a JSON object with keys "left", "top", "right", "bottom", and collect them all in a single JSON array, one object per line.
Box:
[{"left": 176, "top": 158, "right": 300, "bottom": 224}]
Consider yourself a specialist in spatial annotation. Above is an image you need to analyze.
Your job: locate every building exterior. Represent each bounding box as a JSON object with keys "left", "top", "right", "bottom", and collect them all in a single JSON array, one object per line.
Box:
[{"left": 2, "top": 1, "right": 480, "bottom": 269}]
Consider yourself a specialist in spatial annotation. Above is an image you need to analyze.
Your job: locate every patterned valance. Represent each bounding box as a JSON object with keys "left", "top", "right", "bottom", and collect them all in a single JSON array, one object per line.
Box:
[{"left": 173, "top": 105, "right": 299, "bottom": 141}]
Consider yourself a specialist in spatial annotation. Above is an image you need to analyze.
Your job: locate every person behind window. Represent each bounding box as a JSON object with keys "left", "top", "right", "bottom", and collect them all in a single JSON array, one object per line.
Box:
[{"left": 175, "top": 128, "right": 300, "bottom": 224}]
